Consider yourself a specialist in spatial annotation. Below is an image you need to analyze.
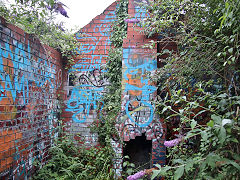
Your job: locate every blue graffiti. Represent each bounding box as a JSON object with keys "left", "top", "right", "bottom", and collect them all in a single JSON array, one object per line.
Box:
[
  {"left": 134, "top": 5, "right": 148, "bottom": 20},
  {"left": 98, "top": 11, "right": 116, "bottom": 50},
  {"left": 76, "top": 33, "right": 101, "bottom": 54},
  {"left": 126, "top": 100, "right": 154, "bottom": 127},
  {"left": 70, "top": 55, "right": 107, "bottom": 72},
  {"left": 66, "top": 85, "right": 103, "bottom": 123},
  {"left": 123, "top": 48, "right": 157, "bottom": 127},
  {"left": 100, "top": 11, "right": 116, "bottom": 23},
  {"left": 94, "top": 24, "right": 110, "bottom": 36},
  {"left": 123, "top": 58, "right": 157, "bottom": 80},
  {"left": 125, "top": 83, "right": 156, "bottom": 100},
  {"left": 125, "top": 83, "right": 156, "bottom": 128},
  {"left": 72, "top": 33, "right": 104, "bottom": 73},
  {"left": 0, "top": 41, "right": 57, "bottom": 103},
  {"left": 0, "top": 73, "right": 26, "bottom": 102},
  {"left": 123, "top": 49, "right": 157, "bottom": 81},
  {"left": 67, "top": 10, "right": 116, "bottom": 123}
]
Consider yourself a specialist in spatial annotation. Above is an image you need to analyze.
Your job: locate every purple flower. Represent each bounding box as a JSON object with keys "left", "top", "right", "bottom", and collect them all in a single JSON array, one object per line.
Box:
[
  {"left": 58, "top": 25, "right": 65, "bottom": 31},
  {"left": 46, "top": 5, "right": 53, "bottom": 10},
  {"left": 124, "top": 18, "right": 140, "bottom": 23},
  {"left": 58, "top": 7, "right": 69, "bottom": 18},
  {"left": 47, "top": 2, "right": 69, "bottom": 18},
  {"left": 57, "top": 22, "right": 65, "bottom": 31},
  {"left": 164, "top": 137, "right": 183, "bottom": 147},
  {"left": 127, "top": 170, "right": 145, "bottom": 180}
]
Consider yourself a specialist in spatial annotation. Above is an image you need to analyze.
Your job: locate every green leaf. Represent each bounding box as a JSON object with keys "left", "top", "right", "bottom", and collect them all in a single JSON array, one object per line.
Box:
[
  {"left": 229, "top": 161, "right": 240, "bottom": 170},
  {"left": 201, "top": 130, "right": 208, "bottom": 141},
  {"left": 221, "top": 158, "right": 240, "bottom": 170},
  {"left": 126, "top": 169, "right": 133, "bottom": 175},
  {"left": 151, "top": 169, "right": 160, "bottom": 180},
  {"left": 228, "top": 48, "right": 233, "bottom": 54},
  {"left": 179, "top": 109, "right": 184, "bottom": 114},
  {"left": 219, "top": 126, "right": 226, "bottom": 144},
  {"left": 185, "top": 160, "right": 193, "bottom": 171},
  {"left": 162, "top": 106, "right": 170, "bottom": 113},
  {"left": 160, "top": 166, "right": 172, "bottom": 175},
  {"left": 191, "top": 120, "right": 197, "bottom": 129},
  {"left": 217, "top": 93, "right": 227, "bottom": 98},
  {"left": 233, "top": 154, "right": 240, "bottom": 161},
  {"left": 177, "top": 89, "right": 182, "bottom": 95},
  {"left": 173, "top": 159, "right": 184, "bottom": 164},
  {"left": 154, "top": 164, "right": 162, "bottom": 169},
  {"left": 193, "top": 110, "right": 206, "bottom": 119},
  {"left": 230, "top": 138, "right": 239, "bottom": 143},
  {"left": 130, "top": 163, "right": 135, "bottom": 167},
  {"left": 223, "top": 61, "right": 228, "bottom": 66},
  {"left": 207, "top": 120, "right": 214, "bottom": 127},
  {"left": 174, "top": 166, "right": 184, "bottom": 180},
  {"left": 206, "top": 155, "right": 217, "bottom": 168},
  {"left": 211, "top": 114, "right": 221, "bottom": 124}
]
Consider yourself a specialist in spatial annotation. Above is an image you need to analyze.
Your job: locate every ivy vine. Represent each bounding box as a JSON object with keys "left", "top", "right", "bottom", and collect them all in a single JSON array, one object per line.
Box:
[{"left": 90, "top": 0, "right": 128, "bottom": 154}]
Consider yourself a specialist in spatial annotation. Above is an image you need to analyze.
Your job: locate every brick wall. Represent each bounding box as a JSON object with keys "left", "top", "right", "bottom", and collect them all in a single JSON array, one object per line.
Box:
[
  {"left": 61, "top": 0, "right": 167, "bottom": 176},
  {"left": 0, "top": 0, "right": 178, "bottom": 178},
  {"left": 119, "top": 0, "right": 166, "bottom": 166},
  {"left": 62, "top": 2, "right": 117, "bottom": 146},
  {"left": 60, "top": 0, "right": 169, "bottom": 176},
  {"left": 0, "top": 17, "right": 63, "bottom": 179}
]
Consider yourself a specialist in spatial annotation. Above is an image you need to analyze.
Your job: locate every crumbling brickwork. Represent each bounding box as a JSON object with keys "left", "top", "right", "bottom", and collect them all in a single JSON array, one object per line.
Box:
[
  {"left": 0, "top": 0, "right": 175, "bottom": 178},
  {"left": 120, "top": 0, "right": 166, "bottom": 168},
  {"left": 62, "top": 0, "right": 167, "bottom": 175}
]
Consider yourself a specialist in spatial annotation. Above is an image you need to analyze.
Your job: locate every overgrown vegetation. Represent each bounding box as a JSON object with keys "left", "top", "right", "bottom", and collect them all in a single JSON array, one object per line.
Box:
[
  {"left": 0, "top": 0, "right": 79, "bottom": 65},
  {"left": 138, "top": 0, "right": 240, "bottom": 179},
  {"left": 90, "top": 0, "right": 128, "bottom": 155},
  {"left": 33, "top": 133, "right": 115, "bottom": 180},
  {"left": 89, "top": 0, "right": 130, "bottom": 179},
  {"left": 3, "top": 0, "right": 239, "bottom": 179},
  {"left": 34, "top": 0, "right": 129, "bottom": 178},
  {"left": 21, "top": 0, "right": 128, "bottom": 179}
]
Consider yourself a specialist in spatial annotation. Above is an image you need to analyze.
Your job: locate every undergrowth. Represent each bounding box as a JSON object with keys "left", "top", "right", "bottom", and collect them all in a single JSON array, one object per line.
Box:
[
  {"left": 33, "top": 134, "right": 114, "bottom": 180},
  {"left": 33, "top": 0, "right": 129, "bottom": 179}
]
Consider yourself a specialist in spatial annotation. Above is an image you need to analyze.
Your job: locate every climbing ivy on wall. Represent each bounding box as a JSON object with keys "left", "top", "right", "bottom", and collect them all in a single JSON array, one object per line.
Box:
[
  {"left": 91, "top": 0, "right": 128, "bottom": 149},
  {"left": 110, "top": 0, "right": 128, "bottom": 48}
]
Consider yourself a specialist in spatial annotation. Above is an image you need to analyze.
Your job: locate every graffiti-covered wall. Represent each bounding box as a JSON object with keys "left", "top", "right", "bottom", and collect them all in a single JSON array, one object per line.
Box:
[
  {"left": 120, "top": 0, "right": 166, "bottom": 168},
  {"left": 1, "top": 0, "right": 172, "bottom": 178},
  {"left": 62, "top": 2, "right": 117, "bottom": 145},
  {"left": 0, "top": 17, "right": 62, "bottom": 179},
  {"left": 61, "top": 0, "right": 166, "bottom": 175}
]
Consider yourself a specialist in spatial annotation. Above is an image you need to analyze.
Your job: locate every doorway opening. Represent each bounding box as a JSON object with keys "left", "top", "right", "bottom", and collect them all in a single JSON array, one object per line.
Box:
[{"left": 123, "top": 134, "right": 152, "bottom": 171}]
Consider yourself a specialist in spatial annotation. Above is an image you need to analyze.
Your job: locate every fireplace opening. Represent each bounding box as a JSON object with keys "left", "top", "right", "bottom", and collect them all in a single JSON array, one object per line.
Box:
[{"left": 123, "top": 134, "right": 152, "bottom": 171}]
